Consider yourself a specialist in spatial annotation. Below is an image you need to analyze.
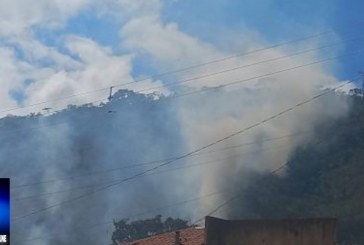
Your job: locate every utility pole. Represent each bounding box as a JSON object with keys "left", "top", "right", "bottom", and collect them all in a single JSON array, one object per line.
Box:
[
  {"left": 360, "top": 71, "right": 364, "bottom": 99},
  {"left": 362, "top": 72, "right": 364, "bottom": 97},
  {"left": 42, "top": 107, "right": 52, "bottom": 115},
  {"left": 107, "top": 86, "right": 116, "bottom": 113},
  {"left": 108, "top": 86, "right": 114, "bottom": 101}
]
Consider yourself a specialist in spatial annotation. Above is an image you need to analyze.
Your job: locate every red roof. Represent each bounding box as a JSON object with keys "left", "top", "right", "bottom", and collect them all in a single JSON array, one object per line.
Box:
[{"left": 125, "top": 227, "right": 205, "bottom": 245}]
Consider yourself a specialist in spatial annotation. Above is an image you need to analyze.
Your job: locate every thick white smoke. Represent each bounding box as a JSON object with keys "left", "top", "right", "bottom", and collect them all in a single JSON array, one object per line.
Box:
[
  {"left": 0, "top": 1, "right": 355, "bottom": 245},
  {"left": 118, "top": 1, "right": 351, "bottom": 219}
]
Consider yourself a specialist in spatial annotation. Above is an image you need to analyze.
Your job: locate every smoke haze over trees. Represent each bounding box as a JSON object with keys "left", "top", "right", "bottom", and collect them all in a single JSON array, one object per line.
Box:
[
  {"left": 1, "top": 1, "right": 364, "bottom": 245},
  {"left": 227, "top": 95, "right": 364, "bottom": 244},
  {"left": 3, "top": 85, "right": 355, "bottom": 245},
  {"left": 7, "top": 90, "right": 190, "bottom": 245}
]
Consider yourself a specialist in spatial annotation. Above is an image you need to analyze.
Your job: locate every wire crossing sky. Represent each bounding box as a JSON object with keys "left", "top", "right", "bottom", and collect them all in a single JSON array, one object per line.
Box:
[
  {"left": 0, "top": 0, "right": 362, "bottom": 117},
  {"left": 1, "top": 24, "right": 362, "bottom": 115}
]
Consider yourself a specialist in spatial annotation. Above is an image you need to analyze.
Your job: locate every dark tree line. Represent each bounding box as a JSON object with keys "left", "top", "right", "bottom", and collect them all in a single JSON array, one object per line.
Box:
[{"left": 111, "top": 215, "right": 190, "bottom": 244}]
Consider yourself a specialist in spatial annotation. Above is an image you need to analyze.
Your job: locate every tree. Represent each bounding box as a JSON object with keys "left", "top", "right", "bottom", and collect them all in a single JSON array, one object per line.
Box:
[{"left": 111, "top": 215, "right": 190, "bottom": 245}]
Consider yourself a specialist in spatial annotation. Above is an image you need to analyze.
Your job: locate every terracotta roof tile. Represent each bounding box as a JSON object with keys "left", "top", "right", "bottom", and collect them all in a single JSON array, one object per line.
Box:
[{"left": 125, "top": 227, "right": 205, "bottom": 245}]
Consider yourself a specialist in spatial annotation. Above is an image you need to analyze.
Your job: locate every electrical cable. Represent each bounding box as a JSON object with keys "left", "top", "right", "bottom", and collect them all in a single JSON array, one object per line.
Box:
[{"left": 11, "top": 80, "right": 351, "bottom": 222}]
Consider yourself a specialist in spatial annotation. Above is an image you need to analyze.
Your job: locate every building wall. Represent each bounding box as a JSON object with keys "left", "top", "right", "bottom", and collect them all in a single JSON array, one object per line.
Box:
[{"left": 205, "top": 216, "right": 337, "bottom": 245}]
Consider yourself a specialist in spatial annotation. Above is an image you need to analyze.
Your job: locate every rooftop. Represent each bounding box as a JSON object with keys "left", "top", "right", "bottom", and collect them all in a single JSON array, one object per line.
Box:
[{"left": 125, "top": 227, "right": 205, "bottom": 245}]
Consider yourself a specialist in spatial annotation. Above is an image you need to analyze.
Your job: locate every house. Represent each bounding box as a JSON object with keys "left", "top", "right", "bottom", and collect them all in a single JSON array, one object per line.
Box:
[
  {"left": 125, "top": 216, "right": 337, "bottom": 245},
  {"left": 205, "top": 216, "right": 337, "bottom": 245},
  {"left": 125, "top": 227, "right": 205, "bottom": 245}
]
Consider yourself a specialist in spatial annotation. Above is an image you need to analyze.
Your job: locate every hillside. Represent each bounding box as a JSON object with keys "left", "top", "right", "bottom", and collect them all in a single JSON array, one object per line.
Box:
[
  {"left": 4, "top": 88, "right": 363, "bottom": 244},
  {"left": 231, "top": 95, "right": 364, "bottom": 243},
  {"left": 4, "top": 90, "right": 187, "bottom": 245}
]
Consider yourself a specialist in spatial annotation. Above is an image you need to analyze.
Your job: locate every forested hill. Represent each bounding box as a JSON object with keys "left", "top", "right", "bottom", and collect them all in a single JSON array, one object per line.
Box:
[
  {"left": 3, "top": 90, "right": 188, "bottom": 245},
  {"left": 233, "top": 95, "right": 364, "bottom": 244}
]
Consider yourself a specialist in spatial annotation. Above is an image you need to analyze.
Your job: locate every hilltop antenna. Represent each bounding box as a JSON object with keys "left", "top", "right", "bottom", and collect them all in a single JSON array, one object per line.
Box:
[
  {"left": 42, "top": 107, "right": 52, "bottom": 115},
  {"left": 108, "top": 86, "right": 114, "bottom": 101},
  {"left": 360, "top": 71, "right": 364, "bottom": 98},
  {"left": 107, "top": 86, "right": 116, "bottom": 113},
  {"left": 362, "top": 72, "right": 364, "bottom": 96}
]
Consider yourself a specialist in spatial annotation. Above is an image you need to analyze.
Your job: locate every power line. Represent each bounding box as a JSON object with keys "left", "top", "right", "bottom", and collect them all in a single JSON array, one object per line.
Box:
[
  {"left": 16, "top": 146, "right": 306, "bottom": 243},
  {"left": 1, "top": 45, "right": 362, "bottom": 142},
  {"left": 11, "top": 130, "right": 313, "bottom": 190},
  {"left": 125, "top": 36, "right": 364, "bottom": 95},
  {"left": 191, "top": 162, "right": 291, "bottom": 225},
  {"left": 21, "top": 125, "right": 347, "bottom": 205},
  {"left": 16, "top": 113, "right": 356, "bottom": 243},
  {"left": 173, "top": 50, "right": 362, "bottom": 98},
  {"left": 191, "top": 138, "right": 333, "bottom": 224},
  {"left": 20, "top": 145, "right": 297, "bottom": 243},
  {"left": 15, "top": 102, "right": 359, "bottom": 244},
  {"left": 30, "top": 45, "right": 364, "bottom": 113},
  {"left": 192, "top": 195, "right": 241, "bottom": 225},
  {"left": 0, "top": 25, "right": 362, "bottom": 115},
  {"left": 11, "top": 142, "right": 292, "bottom": 202},
  {"left": 15, "top": 189, "right": 229, "bottom": 243},
  {"left": 11, "top": 80, "right": 351, "bottom": 222}
]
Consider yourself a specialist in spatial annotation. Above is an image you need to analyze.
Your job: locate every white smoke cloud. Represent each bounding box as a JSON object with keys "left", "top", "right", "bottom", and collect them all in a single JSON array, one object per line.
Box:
[
  {"left": 0, "top": 0, "right": 354, "bottom": 244},
  {"left": 117, "top": 0, "right": 351, "bottom": 219}
]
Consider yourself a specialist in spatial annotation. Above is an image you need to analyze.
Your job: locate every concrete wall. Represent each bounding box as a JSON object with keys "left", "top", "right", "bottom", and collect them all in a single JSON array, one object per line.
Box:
[{"left": 205, "top": 216, "right": 337, "bottom": 245}]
